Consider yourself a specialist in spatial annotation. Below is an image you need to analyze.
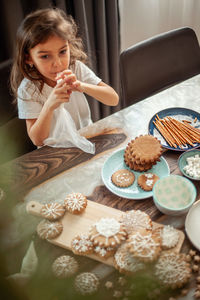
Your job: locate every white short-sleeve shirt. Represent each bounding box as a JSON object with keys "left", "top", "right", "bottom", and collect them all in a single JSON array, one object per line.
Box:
[{"left": 17, "top": 60, "right": 102, "bottom": 130}]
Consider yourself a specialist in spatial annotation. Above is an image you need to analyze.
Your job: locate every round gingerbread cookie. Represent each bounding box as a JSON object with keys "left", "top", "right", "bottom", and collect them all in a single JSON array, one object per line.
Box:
[
  {"left": 71, "top": 234, "right": 94, "bottom": 255},
  {"left": 64, "top": 192, "right": 87, "bottom": 214},
  {"left": 89, "top": 217, "right": 127, "bottom": 248},
  {"left": 137, "top": 173, "right": 159, "bottom": 191},
  {"left": 37, "top": 219, "right": 63, "bottom": 240},
  {"left": 74, "top": 272, "right": 100, "bottom": 295},
  {"left": 40, "top": 202, "right": 66, "bottom": 221},
  {"left": 155, "top": 252, "right": 191, "bottom": 288},
  {"left": 126, "top": 228, "right": 161, "bottom": 262},
  {"left": 52, "top": 255, "right": 78, "bottom": 278},
  {"left": 120, "top": 209, "right": 152, "bottom": 234},
  {"left": 111, "top": 169, "right": 135, "bottom": 187},
  {"left": 114, "top": 242, "right": 145, "bottom": 274}
]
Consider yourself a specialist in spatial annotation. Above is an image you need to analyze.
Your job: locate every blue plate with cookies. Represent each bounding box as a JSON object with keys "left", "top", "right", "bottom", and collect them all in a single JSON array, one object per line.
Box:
[{"left": 101, "top": 148, "right": 170, "bottom": 200}]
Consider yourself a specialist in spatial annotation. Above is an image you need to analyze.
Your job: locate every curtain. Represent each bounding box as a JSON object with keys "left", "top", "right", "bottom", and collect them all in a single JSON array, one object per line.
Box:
[
  {"left": 0, "top": 0, "right": 121, "bottom": 121},
  {"left": 119, "top": 0, "right": 200, "bottom": 52}
]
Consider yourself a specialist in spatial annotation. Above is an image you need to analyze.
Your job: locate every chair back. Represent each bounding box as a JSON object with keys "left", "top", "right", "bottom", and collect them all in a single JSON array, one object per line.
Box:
[
  {"left": 0, "top": 59, "right": 36, "bottom": 163},
  {"left": 120, "top": 27, "right": 200, "bottom": 106}
]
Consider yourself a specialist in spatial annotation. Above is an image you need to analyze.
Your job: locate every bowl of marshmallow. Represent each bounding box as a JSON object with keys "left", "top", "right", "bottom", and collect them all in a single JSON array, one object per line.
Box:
[{"left": 178, "top": 149, "right": 200, "bottom": 181}]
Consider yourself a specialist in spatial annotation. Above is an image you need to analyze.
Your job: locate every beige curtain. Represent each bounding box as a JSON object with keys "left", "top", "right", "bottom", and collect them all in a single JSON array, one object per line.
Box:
[{"left": 119, "top": 0, "right": 200, "bottom": 52}]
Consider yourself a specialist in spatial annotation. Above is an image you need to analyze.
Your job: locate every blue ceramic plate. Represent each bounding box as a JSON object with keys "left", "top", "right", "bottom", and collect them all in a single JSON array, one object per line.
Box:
[
  {"left": 148, "top": 107, "right": 200, "bottom": 151},
  {"left": 178, "top": 149, "right": 200, "bottom": 181},
  {"left": 101, "top": 149, "right": 170, "bottom": 200}
]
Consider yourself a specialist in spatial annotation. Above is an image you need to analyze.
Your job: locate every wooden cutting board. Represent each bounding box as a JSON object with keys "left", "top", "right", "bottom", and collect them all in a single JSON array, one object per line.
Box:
[{"left": 27, "top": 200, "right": 185, "bottom": 266}]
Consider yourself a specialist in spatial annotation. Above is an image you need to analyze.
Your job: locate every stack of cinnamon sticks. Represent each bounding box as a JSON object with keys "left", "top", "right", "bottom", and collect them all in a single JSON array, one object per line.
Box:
[{"left": 153, "top": 115, "right": 200, "bottom": 149}]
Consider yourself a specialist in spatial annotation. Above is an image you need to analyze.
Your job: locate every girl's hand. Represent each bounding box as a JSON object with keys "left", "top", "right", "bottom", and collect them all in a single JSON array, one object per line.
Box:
[
  {"left": 56, "top": 70, "right": 83, "bottom": 92},
  {"left": 46, "top": 79, "right": 72, "bottom": 111}
]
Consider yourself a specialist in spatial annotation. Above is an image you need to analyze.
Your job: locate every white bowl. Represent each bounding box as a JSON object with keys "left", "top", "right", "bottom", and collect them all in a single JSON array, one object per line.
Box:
[
  {"left": 185, "top": 200, "right": 200, "bottom": 250},
  {"left": 153, "top": 175, "right": 196, "bottom": 216}
]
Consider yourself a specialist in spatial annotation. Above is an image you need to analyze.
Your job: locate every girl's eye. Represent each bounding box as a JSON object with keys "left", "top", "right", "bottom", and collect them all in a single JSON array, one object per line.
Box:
[
  {"left": 40, "top": 55, "right": 49, "bottom": 59},
  {"left": 60, "top": 49, "right": 67, "bottom": 55}
]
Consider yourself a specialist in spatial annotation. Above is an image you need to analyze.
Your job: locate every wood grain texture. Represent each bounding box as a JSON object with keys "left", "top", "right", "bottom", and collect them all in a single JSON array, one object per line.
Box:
[{"left": 1, "top": 132, "right": 127, "bottom": 197}]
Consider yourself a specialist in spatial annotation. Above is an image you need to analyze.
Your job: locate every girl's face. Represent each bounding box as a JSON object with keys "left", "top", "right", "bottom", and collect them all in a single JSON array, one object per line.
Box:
[{"left": 27, "top": 35, "right": 70, "bottom": 87}]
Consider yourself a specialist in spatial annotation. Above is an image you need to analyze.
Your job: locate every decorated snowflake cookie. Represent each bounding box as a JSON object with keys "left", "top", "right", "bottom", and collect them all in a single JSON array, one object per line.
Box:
[
  {"left": 155, "top": 252, "right": 191, "bottom": 288},
  {"left": 64, "top": 192, "right": 87, "bottom": 214},
  {"left": 74, "top": 272, "right": 99, "bottom": 295},
  {"left": 71, "top": 234, "right": 93, "bottom": 255},
  {"left": 114, "top": 242, "right": 145, "bottom": 274},
  {"left": 37, "top": 219, "right": 63, "bottom": 240},
  {"left": 52, "top": 255, "right": 78, "bottom": 278},
  {"left": 120, "top": 210, "right": 152, "bottom": 234},
  {"left": 40, "top": 202, "right": 65, "bottom": 221},
  {"left": 89, "top": 217, "right": 127, "bottom": 247},
  {"left": 127, "top": 229, "right": 161, "bottom": 262}
]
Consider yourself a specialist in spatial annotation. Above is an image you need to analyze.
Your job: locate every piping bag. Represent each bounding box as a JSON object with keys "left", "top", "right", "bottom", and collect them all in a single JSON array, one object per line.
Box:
[{"left": 43, "top": 75, "right": 95, "bottom": 154}]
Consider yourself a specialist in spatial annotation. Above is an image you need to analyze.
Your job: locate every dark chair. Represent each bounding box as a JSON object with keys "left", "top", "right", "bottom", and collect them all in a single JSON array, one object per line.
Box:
[
  {"left": 120, "top": 27, "right": 200, "bottom": 107},
  {"left": 0, "top": 59, "right": 36, "bottom": 164}
]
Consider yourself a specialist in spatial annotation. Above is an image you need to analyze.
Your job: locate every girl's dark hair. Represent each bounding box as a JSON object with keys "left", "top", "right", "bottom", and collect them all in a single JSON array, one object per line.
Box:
[{"left": 10, "top": 8, "right": 87, "bottom": 99}]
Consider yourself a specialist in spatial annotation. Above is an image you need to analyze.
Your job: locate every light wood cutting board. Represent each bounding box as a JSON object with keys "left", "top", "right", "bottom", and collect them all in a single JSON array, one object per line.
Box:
[{"left": 27, "top": 200, "right": 185, "bottom": 266}]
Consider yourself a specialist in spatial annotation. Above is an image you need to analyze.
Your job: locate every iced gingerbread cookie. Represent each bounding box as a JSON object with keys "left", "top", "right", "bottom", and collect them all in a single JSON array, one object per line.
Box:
[
  {"left": 74, "top": 272, "right": 100, "bottom": 295},
  {"left": 127, "top": 229, "right": 161, "bottom": 262},
  {"left": 37, "top": 219, "right": 63, "bottom": 240},
  {"left": 71, "top": 234, "right": 93, "bottom": 255},
  {"left": 64, "top": 192, "right": 87, "bottom": 214},
  {"left": 52, "top": 255, "right": 78, "bottom": 278},
  {"left": 120, "top": 209, "right": 152, "bottom": 235},
  {"left": 94, "top": 245, "right": 116, "bottom": 259},
  {"left": 137, "top": 173, "right": 159, "bottom": 191},
  {"left": 89, "top": 217, "right": 127, "bottom": 248},
  {"left": 114, "top": 242, "right": 145, "bottom": 275},
  {"left": 40, "top": 202, "right": 65, "bottom": 221},
  {"left": 111, "top": 169, "right": 135, "bottom": 187},
  {"left": 155, "top": 252, "right": 191, "bottom": 288}
]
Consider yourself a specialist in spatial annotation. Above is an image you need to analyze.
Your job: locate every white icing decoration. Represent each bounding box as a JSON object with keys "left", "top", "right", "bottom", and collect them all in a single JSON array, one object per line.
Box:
[
  {"left": 96, "top": 218, "right": 120, "bottom": 237},
  {"left": 145, "top": 173, "right": 153, "bottom": 178},
  {"left": 146, "top": 179, "right": 153, "bottom": 186},
  {"left": 161, "top": 225, "right": 179, "bottom": 248},
  {"left": 128, "top": 231, "right": 160, "bottom": 260},
  {"left": 94, "top": 245, "right": 114, "bottom": 257},
  {"left": 115, "top": 172, "right": 132, "bottom": 183}
]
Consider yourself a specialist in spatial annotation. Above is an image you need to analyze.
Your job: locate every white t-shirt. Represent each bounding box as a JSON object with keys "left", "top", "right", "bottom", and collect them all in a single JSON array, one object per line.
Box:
[
  {"left": 17, "top": 60, "right": 102, "bottom": 130},
  {"left": 17, "top": 61, "right": 101, "bottom": 153}
]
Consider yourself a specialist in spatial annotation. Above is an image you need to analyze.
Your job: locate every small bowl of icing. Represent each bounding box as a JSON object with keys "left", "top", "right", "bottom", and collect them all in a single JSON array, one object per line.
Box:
[{"left": 153, "top": 175, "right": 196, "bottom": 216}]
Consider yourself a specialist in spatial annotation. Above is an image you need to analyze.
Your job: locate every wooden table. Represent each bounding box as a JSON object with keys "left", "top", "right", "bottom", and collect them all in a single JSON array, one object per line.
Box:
[{"left": 1, "top": 74, "right": 200, "bottom": 300}]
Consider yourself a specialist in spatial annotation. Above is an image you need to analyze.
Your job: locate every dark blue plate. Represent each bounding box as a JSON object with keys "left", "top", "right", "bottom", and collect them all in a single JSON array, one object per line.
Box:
[{"left": 148, "top": 107, "right": 200, "bottom": 151}]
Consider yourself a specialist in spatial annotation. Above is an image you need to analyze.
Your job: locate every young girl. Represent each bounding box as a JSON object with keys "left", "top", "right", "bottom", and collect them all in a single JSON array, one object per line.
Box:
[{"left": 10, "top": 8, "right": 119, "bottom": 153}]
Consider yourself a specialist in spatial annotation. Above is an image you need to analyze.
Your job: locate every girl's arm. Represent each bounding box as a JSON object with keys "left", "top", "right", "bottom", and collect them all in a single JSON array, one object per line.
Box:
[
  {"left": 57, "top": 71, "right": 119, "bottom": 106},
  {"left": 79, "top": 81, "right": 119, "bottom": 106}
]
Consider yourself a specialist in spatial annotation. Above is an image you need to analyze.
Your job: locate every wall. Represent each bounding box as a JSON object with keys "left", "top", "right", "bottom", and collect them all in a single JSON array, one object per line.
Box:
[{"left": 119, "top": 0, "right": 200, "bottom": 52}]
